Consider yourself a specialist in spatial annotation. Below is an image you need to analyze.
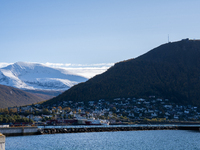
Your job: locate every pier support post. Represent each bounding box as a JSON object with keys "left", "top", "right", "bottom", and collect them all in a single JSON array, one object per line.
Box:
[{"left": 0, "top": 133, "right": 5, "bottom": 150}]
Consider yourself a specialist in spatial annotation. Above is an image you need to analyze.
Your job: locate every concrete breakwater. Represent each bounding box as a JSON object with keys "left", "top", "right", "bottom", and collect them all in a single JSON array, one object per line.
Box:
[
  {"left": 0, "top": 127, "right": 39, "bottom": 136},
  {"left": 1, "top": 125, "right": 199, "bottom": 136},
  {"left": 40, "top": 126, "right": 179, "bottom": 134}
]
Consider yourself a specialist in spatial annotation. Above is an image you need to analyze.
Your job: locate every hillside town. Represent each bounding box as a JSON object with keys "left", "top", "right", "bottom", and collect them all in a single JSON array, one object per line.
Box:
[{"left": 1, "top": 96, "right": 200, "bottom": 126}]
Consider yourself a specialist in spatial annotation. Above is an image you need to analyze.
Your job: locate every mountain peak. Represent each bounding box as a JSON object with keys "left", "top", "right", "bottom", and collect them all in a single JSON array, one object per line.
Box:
[
  {"left": 15, "top": 61, "right": 36, "bottom": 66},
  {"left": 0, "top": 62, "right": 88, "bottom": 91},
  {"left": 13, "top": 61, "right": 44, "bottom": 69}
]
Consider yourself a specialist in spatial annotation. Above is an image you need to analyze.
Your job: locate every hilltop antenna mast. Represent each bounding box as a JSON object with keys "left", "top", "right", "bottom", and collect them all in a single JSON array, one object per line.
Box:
[{"left": 168, "top": 34, "right": 169, "bottom": 43}]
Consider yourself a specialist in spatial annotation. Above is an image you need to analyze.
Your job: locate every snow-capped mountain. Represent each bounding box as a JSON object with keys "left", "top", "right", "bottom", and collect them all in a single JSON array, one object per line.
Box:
[{"left": 0, "top": 62, "right": 88, "bottom": 91}]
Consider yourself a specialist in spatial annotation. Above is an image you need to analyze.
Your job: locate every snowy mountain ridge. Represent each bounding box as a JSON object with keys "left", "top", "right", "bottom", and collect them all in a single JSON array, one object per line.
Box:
[{"left": 0, "top": 62, "right": 88, "bottom": 91}]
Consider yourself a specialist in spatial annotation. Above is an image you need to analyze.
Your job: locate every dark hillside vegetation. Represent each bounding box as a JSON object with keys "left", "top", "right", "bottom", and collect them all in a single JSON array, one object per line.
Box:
[
  {"left": 24, "top": 89, "right": 63, "bottom": 100},
  {"left": 44, "top": 39, "right": 200, "bottom": 107},
  {"left": 0, "top": 84, "right": 45, "bottom": 108}
]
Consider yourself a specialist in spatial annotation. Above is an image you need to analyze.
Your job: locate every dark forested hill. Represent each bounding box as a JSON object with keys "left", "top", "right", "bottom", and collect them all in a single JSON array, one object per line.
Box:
[
  {"left": 0, "top": 84, "right": 45, "bottom": 108},
  {"left": 44, "top": 39, "right": 200, "bottom": 107}
]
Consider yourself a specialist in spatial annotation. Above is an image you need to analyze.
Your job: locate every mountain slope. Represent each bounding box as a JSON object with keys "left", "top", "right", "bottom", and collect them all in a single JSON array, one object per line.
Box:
[
  {"left": 0, "top": 62, "right": 88, "bottom": 91},
  {"left": 44, "top": 39, "right": 200, "bottom": 107},
  {"left": 0, "top": 84, "right": 45, "bottom": 108}
]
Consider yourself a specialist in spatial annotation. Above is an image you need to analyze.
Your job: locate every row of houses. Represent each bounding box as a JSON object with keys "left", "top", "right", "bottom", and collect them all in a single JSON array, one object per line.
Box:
[{"left": 7, "top": 96, "right": 200, "bottom": 123}]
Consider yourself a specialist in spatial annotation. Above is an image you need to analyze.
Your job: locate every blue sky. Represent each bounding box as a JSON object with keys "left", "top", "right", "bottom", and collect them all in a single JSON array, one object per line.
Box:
[{"left": 1, "top": 0, "right": 200, "bottom": 65}]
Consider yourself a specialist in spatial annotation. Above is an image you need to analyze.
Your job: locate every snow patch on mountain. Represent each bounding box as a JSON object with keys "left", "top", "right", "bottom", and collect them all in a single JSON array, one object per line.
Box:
[{"left": 0, "top": 62, "right": 88, "bottom": 91}]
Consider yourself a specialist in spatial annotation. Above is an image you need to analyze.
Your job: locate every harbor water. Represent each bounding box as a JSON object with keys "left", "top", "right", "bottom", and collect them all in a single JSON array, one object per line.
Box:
[{"left": 6, "top": 130, "right": 200, "bottom": 150}]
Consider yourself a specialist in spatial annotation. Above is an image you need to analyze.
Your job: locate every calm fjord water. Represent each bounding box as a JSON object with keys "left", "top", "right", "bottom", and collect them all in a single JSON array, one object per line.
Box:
[{"left": 6, "top": 130, "right": 200, "bottom": 150}]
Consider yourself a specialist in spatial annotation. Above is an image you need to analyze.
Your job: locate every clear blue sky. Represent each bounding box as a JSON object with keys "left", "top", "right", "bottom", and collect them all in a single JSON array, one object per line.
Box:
[{"left": 1, "top": 0, "right": 200, "bottom": 64}]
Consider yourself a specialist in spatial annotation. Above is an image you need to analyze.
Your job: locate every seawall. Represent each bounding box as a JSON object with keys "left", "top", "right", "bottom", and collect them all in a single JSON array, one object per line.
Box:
[{"left": 0, "top": 127, "right": 39, "bottom": 136}]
